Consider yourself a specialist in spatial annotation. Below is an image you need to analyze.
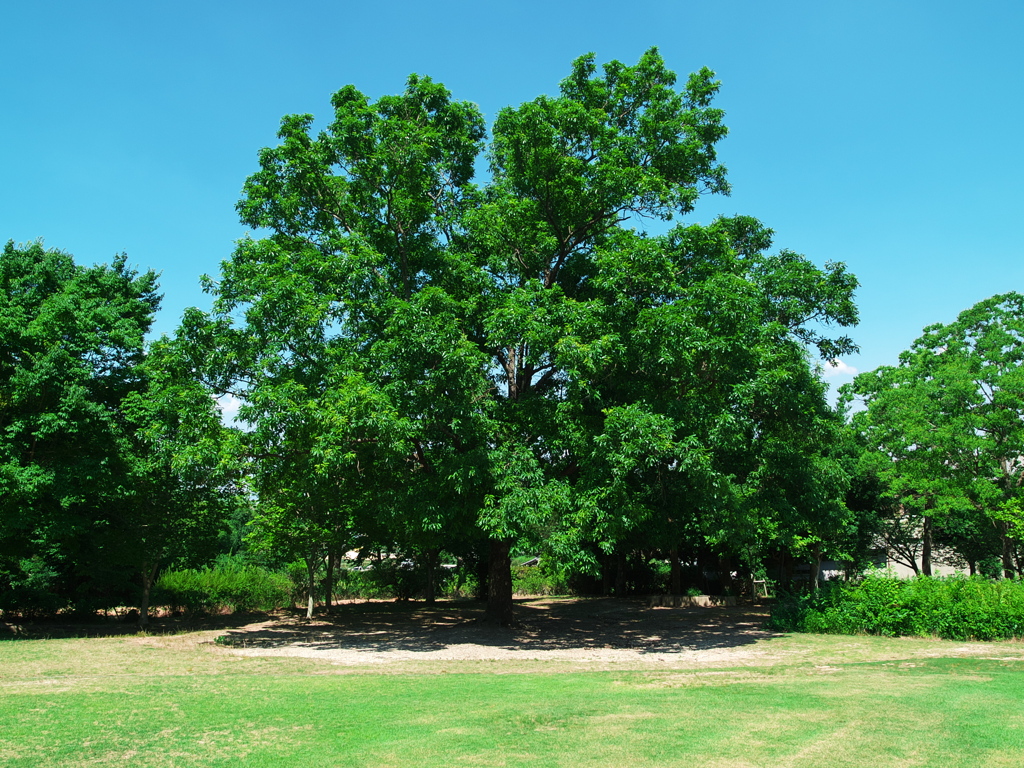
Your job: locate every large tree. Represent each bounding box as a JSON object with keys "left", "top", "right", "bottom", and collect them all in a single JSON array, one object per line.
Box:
[
  {"left": 117, "top": 336, "right": 237, "bottom": 625},
  {"left": 565, "top": 216, "right": 859, "bottom": 592},
  {"left": 191, "top": 49, "right": 858, "bottom": 622}
]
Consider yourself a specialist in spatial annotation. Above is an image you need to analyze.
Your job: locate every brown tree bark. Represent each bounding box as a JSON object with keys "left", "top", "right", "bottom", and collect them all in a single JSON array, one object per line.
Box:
[
  {"left": 1002, "top": 522, "right": 1015, "bottom": 579},
  {"left": 719, "top": 553, "right": 735, "bottom": 594},
  {"left": 810, "top": 548, "right": 821, "bottom": 592},
  {"left": 921, "top": 516, "right": 933, "bottom": 577},
  {"left": 424, "top": 548, "right": 438, "bottom": 604},
  {"left": 485, "top": 538, "right": 514, "bottom": 626},
  {"left": 305, "top": 557, "right": 317, "bottom": 619},
  {"left": 138, "top": 562, "right": 159, "bottom": 628},
  {"left": 601, "top": 553, "right": 613, "bottom": 596},
  {"left": 669, "top": 547, "right": 682, "bottom": 596},
  {"left": 615, "top": 549, "right": 627, "bottom": 597},
  {"left": 323, "top": 548, "right": 337, "bottom": 610}
]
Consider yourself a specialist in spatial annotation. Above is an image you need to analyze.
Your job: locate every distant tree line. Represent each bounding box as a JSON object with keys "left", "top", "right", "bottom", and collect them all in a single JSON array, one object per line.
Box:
[{"left": 2, "top": 50, "right": 1020, "bottom": 625}]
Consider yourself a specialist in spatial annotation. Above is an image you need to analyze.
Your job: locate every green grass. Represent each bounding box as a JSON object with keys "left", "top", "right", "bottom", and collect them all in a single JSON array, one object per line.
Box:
[{"left": 2, "top": 632, "right": 1024, "bottom": 766}]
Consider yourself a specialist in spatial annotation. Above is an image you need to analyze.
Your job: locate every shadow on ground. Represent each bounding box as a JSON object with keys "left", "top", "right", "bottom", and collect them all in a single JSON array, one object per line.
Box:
[
  {"left": 0, "top": 610, "right": 276, "bottom": 640},
  {"left": 214, "top": 598, "right": 779, "bottom": 655}
]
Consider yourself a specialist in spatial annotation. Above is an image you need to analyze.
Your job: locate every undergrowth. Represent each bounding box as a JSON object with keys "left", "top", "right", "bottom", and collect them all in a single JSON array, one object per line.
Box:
[
  {"left": 768, "top": 572, "right": 1024, "bottom": 640},
  {"left": 155, "top": 563, "right": 292, "bottom": 614}
]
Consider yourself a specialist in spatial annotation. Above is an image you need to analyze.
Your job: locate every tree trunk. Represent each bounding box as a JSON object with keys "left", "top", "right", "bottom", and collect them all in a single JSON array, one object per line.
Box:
[
  {"left": 921, "top": 516, "right": 933, "bottom": 577},
  {"left": 424, "top": 547, "right": 438, "bottom": 604},
  {"left": 810, "top": 548, "right": 822, "bottom": 592},
  {"left": 138, "top": 562, "right": 159, "bottom": 628},
  {"left": 669, "top": 547, "right": 682, "bottom": 596},
  {"left": 305, "top": 557, "right": 317, "bottom": 619},
  {"left": 485, "top": 538, "right": 514, "bottom": 626},
  {"left": 779, "top": 550, "right": 790, "bottom": 590},
  {"left": 473, "top": 546, "right": 489, "bottom": 600},
  {"left": 323, "top": 548, "right": 336, "bottom": 610},
  {"left": 601, "top": 553, "right": 613, "bottom": 596},
  {"left": 614, "top": 549, "right": 627, "bottom": 597},
  {"left": 1002, "top": 525, "right": 1015, "bottom": 579},
  {"left": 719, "top": 553, "right": 735, "bottom": 594}
]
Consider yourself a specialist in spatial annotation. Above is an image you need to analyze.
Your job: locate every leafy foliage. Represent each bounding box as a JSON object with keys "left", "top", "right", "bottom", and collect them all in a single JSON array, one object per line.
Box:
[
  {"left": 0, "top": 241, "right": 235, "bottom": 620},
  {"left": 186, "top": 49, "right": 860, "bottom": 622},
  {"left": 155, "top": 561, "right": 293, "bottom": 614},
  {"left": 844, "top": 292, "right": 1024, "bottom": 576},
  {"left": 512, "top": 563, "right": 570, "bottom": 596},
  {"left": 3, "top": 51, "right": 870, "bottom": 622},
  {"left": 0, "top": 240, "right": 158, "bottom": 609},
  {"left": 769, "top": 573, "right": 1024, "bottom": 640}
]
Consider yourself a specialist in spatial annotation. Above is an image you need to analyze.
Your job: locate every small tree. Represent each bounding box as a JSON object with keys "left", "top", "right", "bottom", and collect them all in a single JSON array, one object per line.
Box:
[{"left": 845, "top": 293, "right": 1024, "bottom": 577}]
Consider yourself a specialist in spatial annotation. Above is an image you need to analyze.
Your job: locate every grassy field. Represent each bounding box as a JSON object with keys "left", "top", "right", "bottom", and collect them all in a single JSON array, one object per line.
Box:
[{"left": 2, "top": 606, "right": 1024, "bottom": 767}]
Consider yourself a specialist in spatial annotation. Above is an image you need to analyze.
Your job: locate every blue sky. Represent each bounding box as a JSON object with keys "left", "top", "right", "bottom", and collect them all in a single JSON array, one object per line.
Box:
[{"left": 3, "top": 1, "right": 1022, "bottom": 395}]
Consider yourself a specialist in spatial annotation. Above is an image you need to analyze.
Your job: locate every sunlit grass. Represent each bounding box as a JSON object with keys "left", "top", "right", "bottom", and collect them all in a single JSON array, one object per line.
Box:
[{"left": 2, "top": 628, "right": 1023, "bottom": 766}]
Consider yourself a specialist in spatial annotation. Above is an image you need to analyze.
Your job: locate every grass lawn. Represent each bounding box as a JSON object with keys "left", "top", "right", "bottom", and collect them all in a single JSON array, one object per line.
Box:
[{"left": 2, "top": 608, "right": 1023, "bottom": 767}]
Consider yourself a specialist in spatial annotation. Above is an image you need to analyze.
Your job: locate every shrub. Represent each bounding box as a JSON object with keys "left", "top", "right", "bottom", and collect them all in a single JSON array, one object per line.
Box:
[
  {"left": 442, "top": 570, "right": 478, "bottom": 599},
  {"left": 155, "top": 562, "right": 292, "bottom": 615},
  {"left": 329, "top": 561, "right": 414, "bottom": 601},
  {"left": 767, "top": 572, "right": 1024, "bottom": 641},
  {"left": 512, "top": 564, "right": 569, "bottom": 596}
]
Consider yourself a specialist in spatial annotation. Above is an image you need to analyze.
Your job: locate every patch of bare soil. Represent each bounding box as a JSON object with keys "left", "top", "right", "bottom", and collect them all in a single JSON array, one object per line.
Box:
[{"left": 211, "top": 597, "right": 785, "bottom": 669}]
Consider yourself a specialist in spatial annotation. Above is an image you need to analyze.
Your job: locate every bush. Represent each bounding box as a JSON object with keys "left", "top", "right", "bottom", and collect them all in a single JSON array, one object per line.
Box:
[
  {"left": 512, "top": 564, "right": 570, "bottom": 596},
  {"left": 155, "top": 562, "right": 293, "bottom": 615},
  {"left": 442, "top": 570, "right": 478, "bottom": 599},
  {"left": 767, "top": 572, "right": 1024, "bottom": 640}
]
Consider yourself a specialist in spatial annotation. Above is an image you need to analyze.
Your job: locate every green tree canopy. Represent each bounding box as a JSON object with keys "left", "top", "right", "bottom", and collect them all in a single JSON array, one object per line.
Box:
[
  {"left": 0, "top": 240, "right": 159, "bottom": 609},
  {"left": 0, "top": 241, "right": 230, "bottom": 618},
  {"left": 188, "top": 49, "right": 859, "bottom": 621},
  {"left": 844, "top": 292, "right": 1024, "bottom": 576}
]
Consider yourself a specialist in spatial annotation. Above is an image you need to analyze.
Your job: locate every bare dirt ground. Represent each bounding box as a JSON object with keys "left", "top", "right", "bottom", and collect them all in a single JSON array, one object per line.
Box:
[
  {"left": 214, "top": 597, "right": 779, "bottom": 669},
  {"left": 209, "top": 597, "right": 1024, "bottom": 671},
  {"left": 7, "top": 597, "right": 1023, "bottom": 674}
]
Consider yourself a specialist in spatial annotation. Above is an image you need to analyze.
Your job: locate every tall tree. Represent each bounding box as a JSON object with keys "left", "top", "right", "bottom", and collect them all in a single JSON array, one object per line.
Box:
[
  {"left": 462, "top": 51, "right": 733, "bottom": 621},
  {"left": 0, "top": 241, "right": 151, "bottom": 609},
  {"left": 192, "top": 49, "right": 858, "bottom": 623},
  {"left": 0, "top": 240, "right": 160, "bottom": 610},
  {"left": 566, "top": 216, "right": 859, "bottom": 591},
  {"left": 180, "top": 69, "right": 490, "bottom": 616}
]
